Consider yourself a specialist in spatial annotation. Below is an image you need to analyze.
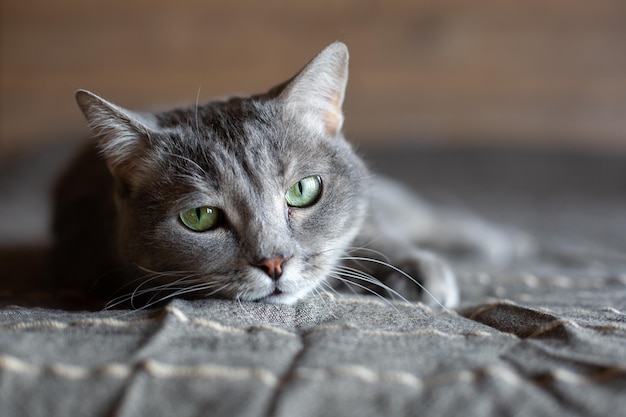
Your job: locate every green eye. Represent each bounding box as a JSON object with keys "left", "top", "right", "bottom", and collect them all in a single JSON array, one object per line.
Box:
[
  {"left": 285, "top": 175, "right": 322, "bottom": 208},
  {"left": 179, "top": 206, "right": 222, "bottom": 232}
]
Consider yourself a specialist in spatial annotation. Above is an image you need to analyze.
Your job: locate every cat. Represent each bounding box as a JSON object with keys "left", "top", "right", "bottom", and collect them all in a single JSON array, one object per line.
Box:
[{"left": 51, "top": 42, "right": 524, "bottom": 309}]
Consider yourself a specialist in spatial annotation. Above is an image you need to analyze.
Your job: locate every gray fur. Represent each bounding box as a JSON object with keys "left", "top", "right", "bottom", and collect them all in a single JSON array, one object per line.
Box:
[{"left": 51, "top": 43, "right": 524, "bottom": 309}]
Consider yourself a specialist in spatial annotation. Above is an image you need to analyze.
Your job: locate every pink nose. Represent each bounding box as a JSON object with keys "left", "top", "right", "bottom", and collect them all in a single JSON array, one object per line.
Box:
[{"left": 254, "top": 256, "right": 288, "bottom": 280}]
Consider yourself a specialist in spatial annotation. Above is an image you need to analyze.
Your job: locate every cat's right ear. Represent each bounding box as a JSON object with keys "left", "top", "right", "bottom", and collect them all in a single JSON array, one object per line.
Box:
[
  {"left": 278, "top": 42, "right": 349, "bottom": 137},
  {"left": 75, "top": 90, "right": 158, "bottom": 184}
]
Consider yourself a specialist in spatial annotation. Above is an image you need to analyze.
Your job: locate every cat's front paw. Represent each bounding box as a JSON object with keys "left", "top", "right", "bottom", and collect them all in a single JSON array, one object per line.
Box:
[{"left": 384, "top": 251, "right": 459, "bottom": 309}]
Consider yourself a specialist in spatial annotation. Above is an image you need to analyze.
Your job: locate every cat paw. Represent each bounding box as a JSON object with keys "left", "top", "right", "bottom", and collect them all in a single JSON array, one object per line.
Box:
[
  {"left": 384, "top": 251, "right": 459, "bottom": 309},
  {"left": 466, "top": 222, "right": 536, "bottom": 267}
]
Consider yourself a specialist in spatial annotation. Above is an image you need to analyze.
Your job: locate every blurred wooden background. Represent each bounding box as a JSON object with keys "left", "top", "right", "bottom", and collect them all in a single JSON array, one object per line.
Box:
[{"left": 2, "top": 0, "right": 626, "bottom": 157}]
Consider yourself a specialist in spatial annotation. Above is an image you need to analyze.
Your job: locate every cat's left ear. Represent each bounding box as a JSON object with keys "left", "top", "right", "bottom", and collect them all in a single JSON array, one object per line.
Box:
[
  {"left": 279, "top": 42, "right": 349, "bottom": 137},
  {"left": 75, "top": 90, "right": 159, "bottom": 185}
]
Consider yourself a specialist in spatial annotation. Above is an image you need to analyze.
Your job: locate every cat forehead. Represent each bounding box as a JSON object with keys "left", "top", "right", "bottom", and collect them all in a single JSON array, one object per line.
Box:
[
  {"left": 153, "top": 97, "right": 328, "bottom": 166},
  {"left": 156, "top": 94, "right": 330, "bottom": 148},
  {"left": 156, "top": 96, "right": 274, "bottom": 132},
  {"left": 165, "top": 132, "right": 327, "bottom": 191}
]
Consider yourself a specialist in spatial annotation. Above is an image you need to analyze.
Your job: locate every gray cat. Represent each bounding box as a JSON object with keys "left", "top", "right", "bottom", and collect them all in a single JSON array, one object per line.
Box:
[{"left": 51, "top": 42, "right": 521, "bottom": 309}]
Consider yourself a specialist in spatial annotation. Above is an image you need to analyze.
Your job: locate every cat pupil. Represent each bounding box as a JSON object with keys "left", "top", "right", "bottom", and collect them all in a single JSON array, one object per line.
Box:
[{"left": 297, "top": 181, "right": 304, "bottom": 195}]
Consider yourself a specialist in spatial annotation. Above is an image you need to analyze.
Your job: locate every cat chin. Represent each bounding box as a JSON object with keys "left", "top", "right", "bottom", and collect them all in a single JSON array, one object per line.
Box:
[{"left": 252, "top": 287, "right": 314, "bottom": 305}]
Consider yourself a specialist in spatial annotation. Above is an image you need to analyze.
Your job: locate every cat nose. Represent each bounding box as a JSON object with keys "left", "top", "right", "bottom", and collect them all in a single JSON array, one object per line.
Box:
[{"left": 253, "top": 255, "right": 290, "bottom": 280}]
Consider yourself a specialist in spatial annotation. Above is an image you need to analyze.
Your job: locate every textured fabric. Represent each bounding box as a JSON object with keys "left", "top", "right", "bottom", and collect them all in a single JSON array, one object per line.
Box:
[
  {"left": 1, "top": 147, "right": 625, "bottom": 417},
  {"left": 1, "top": 292, "right": 625, "bottom": 417}
]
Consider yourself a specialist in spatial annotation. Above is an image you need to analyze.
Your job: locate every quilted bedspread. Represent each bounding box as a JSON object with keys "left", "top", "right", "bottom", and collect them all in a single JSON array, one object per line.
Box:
[{"left": 1, "top": 146, "right": 625, "bottom": 417}]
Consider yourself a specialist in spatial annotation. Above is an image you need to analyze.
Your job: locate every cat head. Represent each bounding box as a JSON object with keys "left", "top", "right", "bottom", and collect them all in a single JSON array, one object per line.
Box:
[{"left": 76, "top": 42, "right": 369, "bottom": 305}]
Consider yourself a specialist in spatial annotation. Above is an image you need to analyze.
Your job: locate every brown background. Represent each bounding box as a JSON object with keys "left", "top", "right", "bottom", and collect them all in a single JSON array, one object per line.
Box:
[{"left": 2, "top": 0, "right": 626, "bottom": 158}]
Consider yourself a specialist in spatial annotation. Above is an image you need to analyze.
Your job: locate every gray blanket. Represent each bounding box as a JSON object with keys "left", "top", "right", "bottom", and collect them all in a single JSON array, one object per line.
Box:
[{"left": 1, "top": 147, "right": 625, "bottom": 417}]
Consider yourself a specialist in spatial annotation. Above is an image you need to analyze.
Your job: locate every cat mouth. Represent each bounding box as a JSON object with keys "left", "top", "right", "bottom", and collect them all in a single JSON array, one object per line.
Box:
[
  {"left": 252, "top": 287, "right": 298, "bottom": 304},
  {"left": 259, "top": 288, "right": 283, "bottom": 300},
  {"left": 248, "top": 286, "right": 282, "bottom": 302},
  {"left": 251, "top": 278, "right": 316, "bottom": 305}
]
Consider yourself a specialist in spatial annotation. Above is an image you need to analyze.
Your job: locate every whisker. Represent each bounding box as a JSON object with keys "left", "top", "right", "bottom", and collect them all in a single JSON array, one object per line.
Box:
[
  {"left": 164, "top": 281, "right": 229, "bottom": 300},
  {"left": 338, "top": 256, "right": 452, "bottom": 313},
  {"left": 194, "top": 84, "right": 202, "bottom": 137},
  {"left": 310, "top": 285, "right": 338, "bottom": 318},
  {"left": 342, "top": 246, "right": 389, "bottom": 263},
  {"left": 163, "top": 152, "right": 209, "bottom": 178},
  {"left": 320, "top": 278, "right": 347, "bottom": 298},
  {"left": 135, "top": 265, "right": 193, "bottom": 277},
  {"left": 127, "top": 273, "right": 205, "bottom": 309},
  {"left": 319, "top": 280, "right": 341, "bottom": 299},
  {"left": 332, "top": 266, "right": 414, "bottom": 305},
  {"left": 235, "top": 294, "right": 260, "bottom": 322},
  {"left": 327, "top": 273, "right": 401, "bottom": 314},
  {"left": 139, "top": 283, "right": 227, "bottom": 310},
  {"left": 104, "top": 265, "right": 229, "bottom": 310},
  {"left": 123, "top": 280, "right": 229, "bottom": 311}
]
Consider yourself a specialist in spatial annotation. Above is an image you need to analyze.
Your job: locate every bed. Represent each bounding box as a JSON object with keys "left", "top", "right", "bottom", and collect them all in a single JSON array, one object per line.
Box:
[{"left": 1, "top": 145, "right": 625, "bottom": 417}]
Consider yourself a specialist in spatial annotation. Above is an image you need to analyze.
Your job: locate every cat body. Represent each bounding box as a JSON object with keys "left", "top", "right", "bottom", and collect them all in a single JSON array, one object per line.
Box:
[{"left": 51, "top": 43, "right": 516, "bottom": 308}]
